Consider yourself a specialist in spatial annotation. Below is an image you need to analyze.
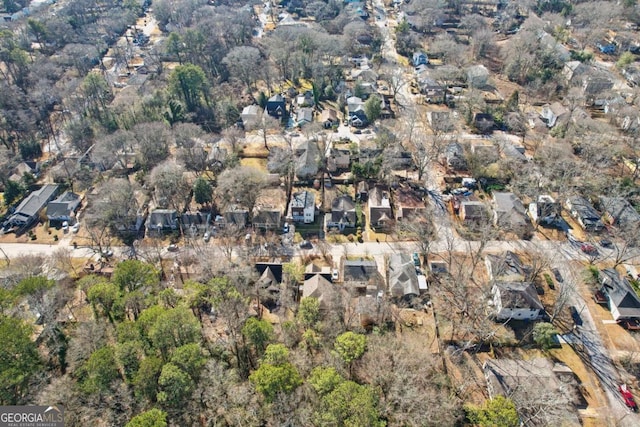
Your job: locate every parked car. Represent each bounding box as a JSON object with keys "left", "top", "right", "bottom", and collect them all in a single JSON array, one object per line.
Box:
[
  {"left": 412, "top": 253, "right": 420, "bottom": 267},
  {"left": 71, "top": 222, "right": 80, "bottom": 233},
  {"left": 203, "top": 231, "right": 210, "bottom": 243},
  {"left": 167, "top": 244, "right": 179, "bottom": 252},
  {"left": 599, "top": 239, "right": 613, "bottom": 249},
  {"left": 62, "top": 221, "right": 69, "bottom": 232},
  {"left": 619, "top": 384, "right": 638, "bottom": 411},
  {"left": 580, "top": 243, "right": 598, "bottom": 255},
  {"left": 569, "top": 306, "right": 583, "bottom": 326},
  {"left": 331, "top": 268, "right": 339, "bottom": 281},
  {"left": 299, "top": 240, "right": 313, "bottom": 249},
  {"left": 101, "top": 249, "right": 114, "bottom": 258},
  {"left": 552, "top": 268, "right": 563, "bottom": 283},
  {"left": 282, "top": 222, "right": 290, "bottom": 233}
]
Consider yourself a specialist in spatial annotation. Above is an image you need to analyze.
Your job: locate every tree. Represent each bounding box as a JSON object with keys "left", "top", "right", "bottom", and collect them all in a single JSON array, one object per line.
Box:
[
  {"left": 318, "top": 380, "right": 384, "bottom": 427},
  {"left": 170, "top": 343, "right": 206, "bottom": 381},
  {"left": 133, "top": 356, "right": 163, "bottom": 402},
  {"left": 249, "top": 345, "right": 302, "bottom": 403},
  {"left": 216, "top": 166, "right": 268, "bottom": 218},
  {"left": 0, "top": 315, "right": 41, "bottom": 404},
  {"left": 116, "top": 340, "right": 143, "bottom": 383},
  {"left": 297, "top": 297, "right": 321, "bottom": 329},
  {"left": 15, "top": 275, "right": 55, "bottom": 315},
  {"left": 308, "top": 366, "right": 345, "bottom": 396},
  {"left": 193, "top": 176, "right": 213, "bottom": 206},
  {"left": 149, "top": 307, "right": 201, "bottom": 358},
  {"left": 169, "top": 63, "right": 208, "bottom": 112},
  {"left": 113, "top": 260, "right": 159, "bottom": 293},
  {"left": 333, "top": 331, "right": 366, "bottom": 376},
  {"left": 465, "top": 395, "right": 519, "bottom": 427},
  {"left": 157, "top": 363, "right": 194, "bottom": 407},
  {"left": 133, "top": 122, "right": 173, "bottom": 171},
  {"left": 125, "top": 408, "right": 168, "bottom": 427},
  {"left": 77, "top": 346, "right": 121, "bottom": 394},
  {"left": 87, "top": 281, "right": 121, "bottom": 323},
  {"left": 364, "top": 96, "right": 382, "bottom": 123},
  {"left": 3, "top": 179, "right": 24, "bottom": 206},
  {"left": 222, "top": 46, "right": 263, "bottom": 92},
  {"left": 533, "top": 322, "right": 558, "bottom": 350},
  {"left": 242, "top": 318, "right": 274, "bottom": 358},
  {"left": 148, "top": 161, "right": 190, "bottom": 211}
]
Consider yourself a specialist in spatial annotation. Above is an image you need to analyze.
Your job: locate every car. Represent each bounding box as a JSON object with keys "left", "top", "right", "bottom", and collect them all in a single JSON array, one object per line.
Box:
[
  {"left": 569, "top": 306, "right": 583, "bottom": 326},
  {"left": 331, "top": 268, "right": 339, "bottom": 281},
  {"left": 599, "top": 239, "right": 613, "bottom": 249},
  {"left": 580, "top": 243, "right": 598, "bottom": 255},
  {"left": 71, "top": 222, "right": 80, "bottom": 233},
  {"left": 101, "top": 249, "right": 114, "bottom": 258},
  {"left": 299, "top": 240, "right": 313, "bottom": 250},
  {"left": 283, "top": 222, "right": 290, "bottom": 233},
  {"left": 619, "top": 384, "right": 638, "bottom": 411},
  {"left": 167, "top": 244, "right": 179, "bottom": 252},
  {"left": 62, "top": 221, "right": 69, "bottom": 232},
  {"left": 412, "top": 253, "right": 420, "bottom": 267},
  {"left": 552, "top": 268, "right": 563, "bottom": 283},
  {"left": 203, "top": 232, "right": 210, "bottom": 243}
]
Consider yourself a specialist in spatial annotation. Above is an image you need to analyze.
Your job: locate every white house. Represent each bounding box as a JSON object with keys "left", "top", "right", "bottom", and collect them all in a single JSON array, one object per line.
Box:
[
  {"left": 491, "top": 282, "right": 544, "bottom": 321},
  {"left": 289, "top": 191, "right": 315, "bottom": 223}
]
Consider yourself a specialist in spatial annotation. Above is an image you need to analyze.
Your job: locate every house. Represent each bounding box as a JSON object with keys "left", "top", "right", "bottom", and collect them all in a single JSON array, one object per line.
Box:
[
  {"left": 295, "top": 140, "right": 320, "bottom": 180},
  {"left": 264, "top": 94, "right": 286, "bottom": 119},
  {"left": 485, "top": 251, "right": 529, "bottom": 282},
  {"left": 296, "top": 91, "right": 314, "bottom": 108},
  {"left": 563, "top": 61, "right": 591, "bottom": 83},
  {"left": 500, "top": 142, "right": 527, "bottom": 162},
  {"left": 466, "top": 64, "right": 490, "bottom": 88},
  {"left": 46, "top": 191, "right": 81, "bottom": 226},
  {"left": 420, "top": 78, "right": 446, "bottom": 103},
  {"left": 320, "top": 108, "right": 339, "bottom": 128},
  {"left": 296, "top": 107, "right": 313, "bottom": 127},
  {"left": 492, "top": 192, "right": 531, "bottom": 234},
  {"left": 491, "top": 282, "right": 544, "bottom": 321},
  {"left": 357, "top": 181, "right": 369, "bottom": 202},
  {"left": 6, "top": 184, "right": 59, "bottom": 230},
  {"left": 304, "top": 263, "right": 332, "bottom": 281},
  {"left": 343, "top": 259, "right": 384, "bottom": 294},
  {"left": 458, "top": 199, "right": 488, "bottom": 224},
  {"left": 484, "top": 358, "right": 584, "bottom": 426},
  {"left": 600, "top": 268, "right": 640, "bottom": 321},
  {"left": 540, "top": 102, "right": 569, "bottom": 128},
  {"left": 412, "top": 51, "right": 429, "bottom": 67},
  {"left": 368, "top": 185, "right": 393, "bottom": 230},
  {"left": 327, "top": 195, "right": 357, "bottom": 230},
  {"left": 255, "top": 263, "right": 283, "bottom": 308},
  {"left": 474, "top": 113, "right": 495, "bottom": 133},
  {"left": 445, "top": 142, "right": 466, "bottom": 170},
  {"left": 181, "top": 211, "right": 210, "bottom": 236},
  {"left": 147, "top": 209, "right": 178, "bottom": 232},
  {"left": 393, "top": 186, "right": 425, "bottom": 221},
  {"left": 302, "top": 274, "right": 336, "bottom": 310},
  {"left": 222, "top": 208, "right": 249, "bottom": 229},
  {"left": 289, "top": 191, "right": 315, "bottom": 223},
  {"left": 388, "top": 254, "right": 420, "bottom": 300},
  {"left": 582, "top": 75, "right": 614, "bottom": 103},
  {"left": 9, "top": 161, "right": 39, "bottom": 183},
  {"left": 347, "top": 96, "right": 368, "bottom": 127},
  {"left": 327, "top": 149, "right": 350, "bottom": 173},
  {"left": 566, "top": 196, "right": 604, "bottom": 232},
  {"left": 528, "top": 195, "right": 562, "bottom": 226},
  {"left": 252, "top": 207, "right": 282, "bottom": 231},
  {"left": 241, "top": 105, "right": 261, "bottom": 128},
  {"left": 599, "top": 196, "right": 640, "bottom": 230}
]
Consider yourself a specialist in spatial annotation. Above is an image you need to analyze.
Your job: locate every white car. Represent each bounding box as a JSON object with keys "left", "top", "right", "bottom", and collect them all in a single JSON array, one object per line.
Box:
[
  {"left": 71, "top": 223, "right": 80, "bottom": 233},
  {"left": 331, "top": 268, "right": 339, "bottom": 281},
  {"left": 203, "top": 231, "right": 210, "bottom": 242}
]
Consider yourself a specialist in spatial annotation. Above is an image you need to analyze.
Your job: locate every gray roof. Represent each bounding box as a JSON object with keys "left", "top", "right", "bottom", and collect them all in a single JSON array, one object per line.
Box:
[
  {"left": 388, "top": 254, "right": 420, "bottom": 298},
  {"left": 295, "top": 141, "right": 320, "bottom": 179},
  {"left": 10, "top": 184, "right": 59, "bottom": 225},
  {"left": 148, "top": 209, "right": 178, "bottom": 229},
  {"left": 253, "top": 208, "right": 281, "bottom": 227},
  {"left": 567, "top": 196, "right": 604, "bottom": 230},
  {"left": 331, "top": 195, "right": 356, "bottom": 224},
  {"left": 493, "top": 192, "right": 529, "bottom": 228},
  {"left": 494, "top": 282, "right": 544, "bottom": 311},
  {"left": 600, "top": 268, "right": 640, "bottom": 318},
  {"left": 599, "top": 196, "right": 640, "bottom": 229},
  {"left": 302, "top": 274, "right": 335, "bottom": 308},
  {"left": 46, "top": 191, "right": 81, "bottom": 219},
  {"left": 291, "top": 191, "right": 315, "bottom": 209},
  {"left": 486, "top": 251, "right": 529, "bottom": 281},
  {"left": 223, "top": 209, "right": 249, "bottom": 228},
  {"left": 343, "top": 259, "right": 382, "bottom": 287}
]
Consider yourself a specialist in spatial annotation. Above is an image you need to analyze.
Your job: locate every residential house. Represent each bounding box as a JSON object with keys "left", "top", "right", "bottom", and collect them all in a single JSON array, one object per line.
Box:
[
  {"left": 289, "top": 191, "right": 316, "bottom": 223},
  {"left": 582, "top": 75, "right": 614, "bottom": 105},
  {"left": 485, "top": 251, "right": 529, "bottom": 282},
  {"left": 222, "top": 208, "right": 249, "bottom": 229},
  {"left": 474, "top": 113, "right": 495, "bottom": 133},
  {"left": 296, "top": 107, "right": 314, "bottom": 127},
  {"left": 500, "top": 142, "right": 527, "bottom": 162},
  {"left": 241, "top": 105, "right": 261, "bottom": 128},
  {"left": 327, "top": 195, "right": 357, "bottom": 230},
  {"left": 562, "top": 61, "right": 591, "bottom": 83},
  {"left": 147, "top": 209, "right": 178, "bottom": 232},
  {"left": 540, "top": 102, "right": 569, "bottom": 128},
  {"left": 566, "top": 196, "right": 604, "bottom": 232},
  {"left": 599, "top": 268, "right": 640, "bottom": 321},
  {"left": 343, "top": 259, "right": 384, "bottom": 295},
  {"left": 492, "top": 192, "right": 531, "bottom": 234},
  {"left": 388, "top": 253, "right": 420, "bottom": 300},
  {"left": 181, "top": 211, "right": 210, "bottom": 236},
  {"left": 295, "top": 140, "right": 320, "bottom": 180},
  {"left": 302, "top": 274, "right": 336, "bottom": 310},
  {"left": 466, "top": 64, "right": 490, "bottom": 88},
  {"left": 445, "top": 142, "right": 466, "bottom": 170},
  {"left": 412, "top": 51, "right": 429, "bottom": 67},
  {"left": 304, "top": 263, "right": 332, "bottom": 281},
  {"left": 368, "top": 185, "right": 393, "bottom": 230},
  {"left": 491, "top": 281, "right": 544, "bottom": 321},
  {"left": 484, "top": 358, "right": 584, "bottom": 426},
  {"left": 599, "top": 196, "right": 640, "bottom": 230},
  {"left": 296, "top": 91, "right": 314, "bottom": 108},
  {"left": 252, "top": 207, "right": 282, "bottom": 231},
  {"left": 420, "top": 78, "right": 446, "bottom": 103},
  {"left": 327, "top": 149, "right": 350, "bottom": 173},
  {"left": 46, "top": 191, "right": 81, "bottom": 226},
  {"left": 393, "top": 185, "right": 426, "bottom": 221},
  {"left": 528, "top": 195, "right": 562, "bottom": 226},
  {"left": 428, "top": 111, "right": 453, "bottom": 132},
  {"left": 6, "top": 184, "right": 59, "bottom": 230},
  {"left": 264, "top": 94, "right": 286, "bottom": 119},
  {"left": 320, "top": 108, "right": 339, "bottom": 128},
  {"left": 347, "top": 96, "right": 367, "bottom": 127},
  {"left": 9, "top": 161, "right": 39, "bottom": 183},
  {"left": 255, "top": 263, "right": 283, "bottom": 308},
  {"left": 458, "top": 199, "right": 489, "bottom": 224}
]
